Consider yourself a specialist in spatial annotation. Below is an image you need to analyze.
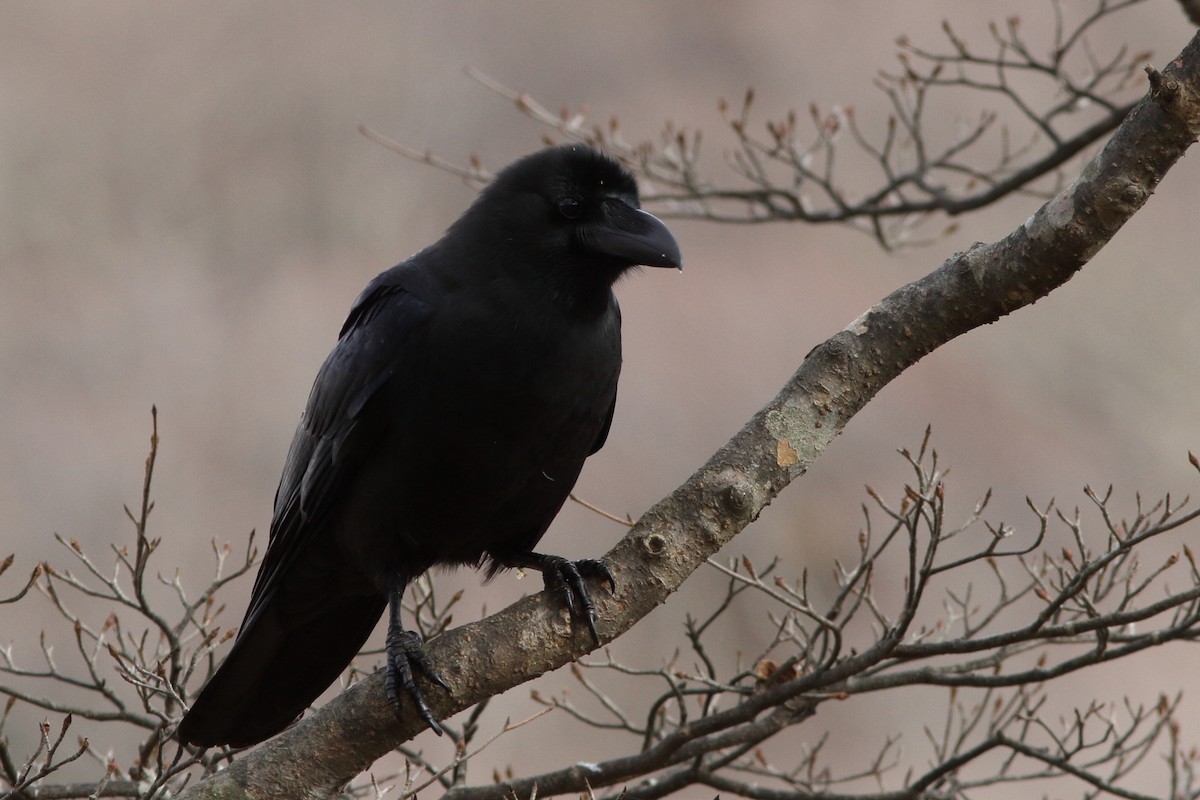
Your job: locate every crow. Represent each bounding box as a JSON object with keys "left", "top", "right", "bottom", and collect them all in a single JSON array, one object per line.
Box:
[{"left": 177, "top": 144, "right": 681, "bottom": 748}]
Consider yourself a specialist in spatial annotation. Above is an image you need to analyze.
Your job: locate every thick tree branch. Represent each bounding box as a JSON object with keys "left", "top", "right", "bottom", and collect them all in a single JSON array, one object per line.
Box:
[{"left": 177, "top": 30, "right": 1200, "bottom": 800}]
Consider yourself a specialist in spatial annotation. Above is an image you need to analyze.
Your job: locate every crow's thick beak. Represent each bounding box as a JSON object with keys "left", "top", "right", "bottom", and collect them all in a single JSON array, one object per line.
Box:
[{"left": 582, "top": 201, "right": 682, "bottom": 270}]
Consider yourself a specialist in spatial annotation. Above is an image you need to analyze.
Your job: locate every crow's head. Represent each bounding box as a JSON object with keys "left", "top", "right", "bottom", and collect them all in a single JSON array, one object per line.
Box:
[{"left": 448, "top": 145, "right": 681, "bottom": 301}]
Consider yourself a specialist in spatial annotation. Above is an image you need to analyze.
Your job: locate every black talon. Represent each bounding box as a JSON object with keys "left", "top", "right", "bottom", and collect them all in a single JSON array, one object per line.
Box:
[
  {"left": 385, "top": 581, "right": 450, "bottom": 735},
  {"left": 503, "top": 553, "right": 615, "bottom": 645},
  {"left": 577, "top": 558, "right": 617, "bottom": 594}
]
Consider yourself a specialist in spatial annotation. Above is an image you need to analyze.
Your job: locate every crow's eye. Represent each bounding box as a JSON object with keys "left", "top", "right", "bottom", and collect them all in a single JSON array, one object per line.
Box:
[{"left": 557, "top": 196, "right": 582, "bottom": 220}]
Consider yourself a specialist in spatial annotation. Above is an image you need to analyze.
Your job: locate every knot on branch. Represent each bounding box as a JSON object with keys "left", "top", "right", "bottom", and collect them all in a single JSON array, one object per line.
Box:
[
  {"left": 641, "top": 531, "right": 668, "bottom": 557},
  {"left": 1145, "top": 65, "right": 1180, "bottom": 106},
  {"left": 1145, "top": 63, "right": 1200, "bottom": 134},
  {"left": 714, "top": 469, "right": 762, "bottom": 523}
]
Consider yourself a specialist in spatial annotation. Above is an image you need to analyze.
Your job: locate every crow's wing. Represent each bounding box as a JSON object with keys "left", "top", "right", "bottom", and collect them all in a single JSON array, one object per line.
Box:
[
  {"left": 588, "top": 393, "right": 616, "bottom": 456},
  {"left": 178, "top": 270, "right": 435, "bottom": 746},
  {"left": 242, "top": 272, "right": 431, "bottom": 630},
  {"left": 587, "top": 296, "right": 620, "bottom": 456}
]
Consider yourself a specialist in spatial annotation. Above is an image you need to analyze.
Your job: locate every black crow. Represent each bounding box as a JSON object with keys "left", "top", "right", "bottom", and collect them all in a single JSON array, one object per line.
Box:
[{"left": 177, "top": 144, "right": 681, "bottom": 748}]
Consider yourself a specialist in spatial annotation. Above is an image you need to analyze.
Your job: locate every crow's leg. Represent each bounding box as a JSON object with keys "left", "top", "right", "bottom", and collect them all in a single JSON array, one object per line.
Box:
[
  {"left": 385, "top": 575, "right": 451, "bottom": 735},
  {"left": 501, "top": 553, "right": 615, "bottom": 644}
]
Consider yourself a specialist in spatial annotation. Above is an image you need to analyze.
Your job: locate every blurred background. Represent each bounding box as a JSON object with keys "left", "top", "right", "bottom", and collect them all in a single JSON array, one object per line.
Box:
[{"left": 2, "top": 1, "right": 1198, "bottom": 794}]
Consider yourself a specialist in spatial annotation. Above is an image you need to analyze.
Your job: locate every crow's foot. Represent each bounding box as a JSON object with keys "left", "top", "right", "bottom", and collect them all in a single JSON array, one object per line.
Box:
[
  {"left": 511, "top": 553, "right": 614, "bottom": 645},
  {"left": 384, "top": 627, "right": 450, "bottom": 736}
]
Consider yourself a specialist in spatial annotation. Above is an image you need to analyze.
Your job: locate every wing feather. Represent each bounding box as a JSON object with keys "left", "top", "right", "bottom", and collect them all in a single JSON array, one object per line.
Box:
[{"left": 242, "top": 273, "right": 430, "bottom": 629}]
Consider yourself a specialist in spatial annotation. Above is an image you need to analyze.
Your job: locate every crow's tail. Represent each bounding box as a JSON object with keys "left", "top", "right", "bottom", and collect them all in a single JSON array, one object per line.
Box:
[{"left": 177, "top": 593, "right": 385, "bottom": 748}]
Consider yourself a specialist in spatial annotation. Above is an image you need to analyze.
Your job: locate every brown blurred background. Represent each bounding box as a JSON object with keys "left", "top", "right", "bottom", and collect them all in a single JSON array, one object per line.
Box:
[{"left": 2, "top": 1, "right": 1198, "bottom": 793}]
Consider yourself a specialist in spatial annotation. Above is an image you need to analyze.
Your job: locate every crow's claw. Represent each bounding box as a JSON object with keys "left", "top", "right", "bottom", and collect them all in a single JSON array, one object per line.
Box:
[
  {"left": 384, "top": 628, "right": 449, "bottom": 736},
  {"left": 532, "top": 555, "right": 615, "bottom": 645},
  {"left": 576, "top": 558, "right": 617, "bottom": 594}
]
